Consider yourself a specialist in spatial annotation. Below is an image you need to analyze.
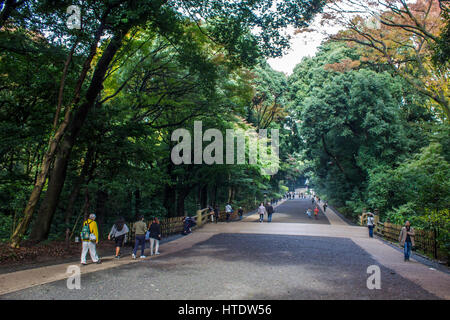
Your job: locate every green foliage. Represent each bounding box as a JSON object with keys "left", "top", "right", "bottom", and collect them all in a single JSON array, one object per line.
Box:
[
  {"left": 0, "top": 215, "right": 13, "bottom": 240},
  {"left": 289, "top": 41, "right": 447, "bottom": 236}
]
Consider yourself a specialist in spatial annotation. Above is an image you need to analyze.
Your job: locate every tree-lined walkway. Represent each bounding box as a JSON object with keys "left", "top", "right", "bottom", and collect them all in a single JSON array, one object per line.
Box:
[{"left": 1, "top": 199, "right": 449, "bottom": 299}]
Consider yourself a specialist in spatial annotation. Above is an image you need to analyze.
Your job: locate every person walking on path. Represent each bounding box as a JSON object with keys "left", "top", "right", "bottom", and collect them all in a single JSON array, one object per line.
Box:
[
  {"left": 258, "top": 203, "right": 266, "bottom": 223},
  {"left": 399, "top": 221, "right": 415, "bottom": 261},
  {"left": 266, "top": 202, "right": 274, "bottom": 222},
  {"left": 132, "top": 215, "right": 147, "bottom": 259},
  {"left": 314, "top": 206, "right": 319, "bottom": 220},
  {"left": 306, "top": 208, "right": 312, "bottom": 219},
  {"left": 214, "top": 205, "right": 220, "bottom": 223},
  {"left": 208, "top": 205, "right": 215, "bottom": 222},
  {"left": 238, "top": 207, "right": 244, "bottom": 220},
  {"left": 225, "top": 203, "right": 233, "bottom": 222},
  {"left": 80, "top": 214, "right": 101, "bottom": 265},
  {"left": 148, "top": 217, "right": 161, "bottom": 256},
  {"left": 108, "top": 217, "right": 129, "bottom": 259},
  {"left": 323, "top": 201, "right": 328, "bottom": 212},
  {"left": 367, "top": 213, "right": 375, "bottom": 238}
]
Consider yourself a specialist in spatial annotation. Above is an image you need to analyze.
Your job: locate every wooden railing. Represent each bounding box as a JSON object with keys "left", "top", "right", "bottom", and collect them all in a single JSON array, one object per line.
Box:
[
  {"left": 160, "top": 216, "right": 185, "bottom": 238},
  {"left": 359, "top": 213, "right": 379, "bottom": 226},
  {"left": 126, "top": 207, "right": 240, "bottom": 243},
  {"left": 359, "top": 216, "right": 439, "bottom": 259}
]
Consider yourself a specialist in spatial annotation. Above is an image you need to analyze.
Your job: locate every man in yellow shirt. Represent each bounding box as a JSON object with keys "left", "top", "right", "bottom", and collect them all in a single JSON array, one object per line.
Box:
[{"left": 80, "top": 213, "right": 101, "bottom": 265}]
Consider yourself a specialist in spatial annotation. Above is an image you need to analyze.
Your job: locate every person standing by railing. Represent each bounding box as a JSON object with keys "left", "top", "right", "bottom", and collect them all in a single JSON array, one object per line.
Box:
[
  {"left": 399, "top": 221, "right": 415, "bottom": 262},
  {"left": 214, "top": 205, "right": 219, "bottom": 223},
  {"left": 225, "top": 203, "right": 233, "bottom": 222},
  {"left": 208, "top": 205, "right": 214, "bottom": 222},
  {"left": 367, "top": 212, "right": 375, "bottom": 238}
]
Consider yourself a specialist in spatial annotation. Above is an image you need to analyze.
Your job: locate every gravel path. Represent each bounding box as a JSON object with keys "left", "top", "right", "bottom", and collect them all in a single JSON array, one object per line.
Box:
[
  {"left": 1, "top": 233, "right": 439, "bottom": 300},
  {"left": 1, "top": 199, "right": 448, "bottom": 300}
]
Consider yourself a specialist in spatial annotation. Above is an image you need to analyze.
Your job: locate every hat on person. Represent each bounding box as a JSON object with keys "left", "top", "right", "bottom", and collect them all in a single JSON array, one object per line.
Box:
[{"left": 89, "top": 213, "right": 96, "bottom": 220}]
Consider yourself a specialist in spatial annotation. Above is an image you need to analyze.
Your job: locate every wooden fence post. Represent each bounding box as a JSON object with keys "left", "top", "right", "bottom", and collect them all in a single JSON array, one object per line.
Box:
[
  {"left": 197, "top": 209, "right": 202, "bottom": 227},
  {"left": 433, "top": 227, "right": 438, "bottom": 259}
]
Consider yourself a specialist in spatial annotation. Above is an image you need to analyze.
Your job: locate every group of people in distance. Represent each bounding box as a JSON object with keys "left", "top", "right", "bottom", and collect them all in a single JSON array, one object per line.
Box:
[
  {"left": 284, "top": 191, "right": 310, "bottom": 199},
  {"left": 208, "top": 203, "right": 248, "bottom": 223},
  {"left": 304, "top": 194, "right": 327, "bottom": 220}
]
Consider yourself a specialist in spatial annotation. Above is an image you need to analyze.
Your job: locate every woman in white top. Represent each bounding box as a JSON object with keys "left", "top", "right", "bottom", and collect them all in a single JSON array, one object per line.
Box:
[{"left": 258, "top": 203, "right": 266, "bottom": 223}]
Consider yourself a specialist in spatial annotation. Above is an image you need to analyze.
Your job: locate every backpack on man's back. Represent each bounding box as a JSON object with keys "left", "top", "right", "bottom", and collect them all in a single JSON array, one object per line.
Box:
[{"left": 81, "top": 221, "right": 92, "bottom": 241}]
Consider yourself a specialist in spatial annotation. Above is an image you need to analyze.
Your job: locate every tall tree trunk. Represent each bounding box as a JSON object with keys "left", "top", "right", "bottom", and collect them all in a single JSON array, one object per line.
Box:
[
  {"left": 126, "top": 190, "right": 133, "bottom": 219},
  {"left": 64, "top": 147, "right": 96, "bottom": 248},
  {"left": 80, "top": 189, "right": 91, "bottom": 226},
  {"left": 95, "top": 189, "right": 108, "bottom": 239},
  {"left": 200, "top": 184, "right": 208, "bottom": 209},
  {"left": 176, "top": 188, "right": 190, "bottom": 217},
  {"left": 213, "top": 184, "right": 218, "bottom": 207},
  {"left": 29, "top": 143, "right": 70, "bottom": 241},
  {"left": 65, "top": 146, "right": 96, "bottom": 225},
  {"left": 163, "top": 155, "right": 176, "bottom": 217},
  {"left": 9, "top": 111, "right": 72, "bottom": 247},
  {"left": 135, "top": 189, "right": 141, "bottom": 217},
  {"left": 13, "top": 30, "right": 129, "bottom": 246},
  {"left": 228, "top": 187, "right": 233, "bottom": 204},
  {"left": 163, "top": 185, "right": 176, "bottom": 217},
  {"left": 8, "top": 20, "right": 112, "bottom": 248}
]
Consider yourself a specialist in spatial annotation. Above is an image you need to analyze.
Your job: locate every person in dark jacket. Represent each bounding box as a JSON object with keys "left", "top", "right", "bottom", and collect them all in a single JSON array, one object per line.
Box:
[
  {"left": 266, "top": 202, "right": 274, "bottom": 222},
  {"left": 238, "top": 207, "right": 244, "bottom": 220},
  {"left": 182, "top": 216, "right": 196, "bottom": 235},
  {"left": 148, "top": 217, "right": 161, "bottom": 256},
  {"left": 214, "top": 206, "right": 219, "bottom": 223},
  {"left": 399, "top": 220, "right": 415, "bottom": 261}
]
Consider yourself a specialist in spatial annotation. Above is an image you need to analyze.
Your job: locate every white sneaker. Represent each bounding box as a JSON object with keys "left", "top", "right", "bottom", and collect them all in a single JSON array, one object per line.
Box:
[
  {"left": 155, "top": 252, "right": 160, "bottom": 255},
  {"left": 132, "top": 253, "right": 136, "bottom": 259},
  {"left": 140, "top": 255, "right": 146, "bottom": 259}
]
